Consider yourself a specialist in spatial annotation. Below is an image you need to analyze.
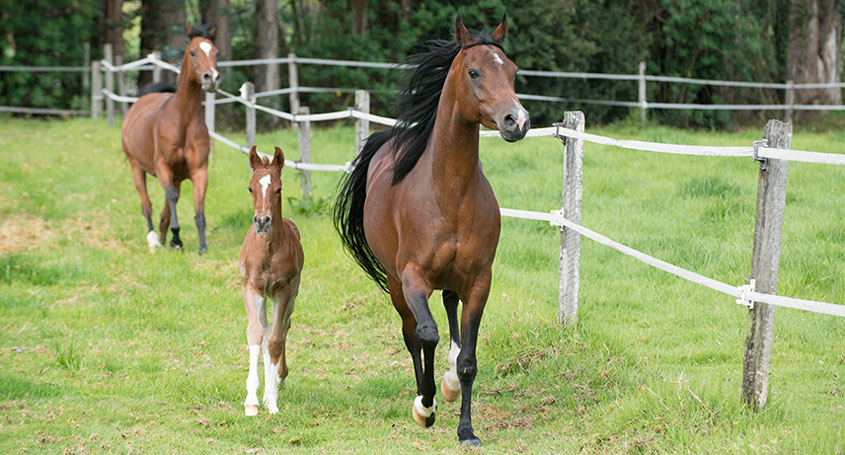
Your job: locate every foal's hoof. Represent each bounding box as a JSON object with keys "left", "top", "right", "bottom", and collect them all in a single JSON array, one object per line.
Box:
[
  {"left": 244, "top": 404, "right": 258, "bottom": 417},
  {"left": 460, "top": 437, "right": 482, "bottom": 447},
  {"left": 412, "top": 396, "right": 436, "bottom": 427},
  {"left": 441, "top": 377, "right": 460, "bottom": 403}
]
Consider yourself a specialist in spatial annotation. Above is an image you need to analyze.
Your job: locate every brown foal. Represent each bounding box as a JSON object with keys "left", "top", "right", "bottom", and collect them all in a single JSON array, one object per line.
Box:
[
  {"left": 239, "top": 146, "right": 304, "bottom": 416},
  {"left": 121, "top": 24, "right": 220, "bottom": 255},
  {"left": 334, "top": 14, "right": 529, "bottom": 446}
]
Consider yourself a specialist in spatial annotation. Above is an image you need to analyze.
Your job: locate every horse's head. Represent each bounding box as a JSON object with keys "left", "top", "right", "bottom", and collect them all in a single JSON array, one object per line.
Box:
[
  {"left": 247, "top": 145, "right": 285, "bottom": 235},
  {"left": 451, "top": 14, "right": 529, "bottom": 142},
  {"left": 185, "top": 24, "right": 220, "bottom": 92}
]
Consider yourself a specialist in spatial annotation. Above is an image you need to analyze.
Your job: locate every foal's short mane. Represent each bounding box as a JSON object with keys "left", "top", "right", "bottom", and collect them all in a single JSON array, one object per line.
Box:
[{"left": 389, "top": 31, "right": 502, "bottom": 185}]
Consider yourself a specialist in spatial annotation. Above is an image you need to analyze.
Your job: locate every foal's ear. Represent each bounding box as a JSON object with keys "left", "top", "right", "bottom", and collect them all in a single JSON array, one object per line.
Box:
[
  {"left": 248, "top": 145, "right": 262, "bottom": 171},
  {"left": 492, "top": 13, "right": 507, "bottom": 43},
  {"left": 454, "top": 14, "right": 472, "bottom": 47},
  {"left": 272, "top": 146, "right": 285, "bottom": 172}
]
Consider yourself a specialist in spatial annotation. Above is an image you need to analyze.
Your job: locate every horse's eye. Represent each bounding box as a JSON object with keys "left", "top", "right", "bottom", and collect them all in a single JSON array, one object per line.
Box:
[
  {"left": 248, "top": 187, "right": 252, "bottom": 193},
  {"left": 275, "top": 188, "right": 281, "bottom": 194},
  {"left": 468, "top": 69, "right": 480, "bottom": 79}
]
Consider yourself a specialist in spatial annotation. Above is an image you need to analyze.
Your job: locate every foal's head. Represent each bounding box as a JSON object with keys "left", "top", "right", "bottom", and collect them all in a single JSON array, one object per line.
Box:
[
  {"left": 185, "top": 24, "right": 220, "bottom": 92},
  {"left": 247, "top": 146, "right": 285, "bottom": 234},
  {"left": 451, "top": 14, "right": 529, "bottom": 142}
]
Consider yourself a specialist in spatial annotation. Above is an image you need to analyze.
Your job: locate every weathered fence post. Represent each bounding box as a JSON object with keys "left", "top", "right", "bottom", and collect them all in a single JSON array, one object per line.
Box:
[
  {"left": 288, "top": 53, "right": 299, "bottom": 130},
  {"left": 741, "top": 119, "right": 791, "bottom": 412},
  {"left": 116, "top": 54, "right": 127, "bottom": 114},
  {"left": 152, "top": 50, "right": 162, "bottom": 83},
  {"left": 558, "top": 111, "right": 585, "bottom": 326},
  {"left": 82, "top": 43, "right": 90, "bottom": 111},
  {"left": 91, "top": 60, "right": 102, "bottom": 119},
  {"left": 297, "top": 106, "right": 312, "bottom": 199},
  {"left": 244, "top": 82, "right": 257, "bottom": 148},
  {"left": 205, "top": 90, "right": 216, "bottom": 156},
  {"left": 784, "top": 80, "right": 794, "bottom": 124},
  {"left": 354, "top": 90, "right": 370, "bottom": 157},
  {"left": 638, "top": 61, "right": 647, "bottom": 126},
  {"left": 104, "top": 44, "right": 115, "bottom": 127}
]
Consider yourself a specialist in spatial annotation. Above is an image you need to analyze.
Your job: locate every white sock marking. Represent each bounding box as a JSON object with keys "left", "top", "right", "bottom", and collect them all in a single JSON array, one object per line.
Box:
[
  {"left": 146, "top": 230, "right": 161, "bottom": 249},
  {"left": 245, "top": 345, "right": 261, "bottom": 406},
  {"left": 444, "top": 341, "right": 461, "bottom": 392},
  {"left": 414, "top": 395, "right": 437, "bottom": 417}
]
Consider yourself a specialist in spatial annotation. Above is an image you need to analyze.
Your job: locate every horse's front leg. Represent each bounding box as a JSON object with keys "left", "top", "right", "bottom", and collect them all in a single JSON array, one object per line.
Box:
[
  {"left": 155, "top": 160, "right": 183, "bottom": 249},
  {"left": 455, "top": 271, "right": 492, "bottom": 447},
  {"left": 265, "top": 282, "right": 295, "bottom": 414},
  {"left": 191, "top": 165, "right": 209, "bottom": 255},
  {"left": 400, "top": 266, "right": 438, "bottom": 427},
  {"left": 242, "top": 283, "right": 268, "bottom": 416}
]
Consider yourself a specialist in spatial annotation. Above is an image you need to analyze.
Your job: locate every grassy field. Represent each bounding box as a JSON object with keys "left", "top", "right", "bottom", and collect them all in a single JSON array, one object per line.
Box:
[{"left": 0, "top": 115, "right": 843, "bottom": 454}]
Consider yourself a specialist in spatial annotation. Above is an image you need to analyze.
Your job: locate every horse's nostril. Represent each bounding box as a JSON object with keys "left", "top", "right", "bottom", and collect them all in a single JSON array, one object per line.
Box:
[
  {"left": 262, "top": 216, "right": 271, "bottom": 225},
  {"left": 503, "top": 114, "right": 516, "bottom": 128},
  {"left": 203, "top": 73, "right": 211, "bottom": 81},
  {"left": 253, "top": 216, "right": 259, "bottom": 224}
]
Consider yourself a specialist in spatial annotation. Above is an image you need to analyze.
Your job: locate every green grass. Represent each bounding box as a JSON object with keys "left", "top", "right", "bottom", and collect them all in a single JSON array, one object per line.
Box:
[{"left": 0, "top": 115, "right": 843, "bottom": 454}]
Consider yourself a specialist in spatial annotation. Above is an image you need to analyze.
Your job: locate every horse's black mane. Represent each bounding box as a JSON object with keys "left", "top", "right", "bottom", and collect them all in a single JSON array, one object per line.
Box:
[
  {"left": 389, "top": 31, "right": 502, "bottom": 185},
  {"left": 188, "top": 24, "right": 216, "bottom": 41}
]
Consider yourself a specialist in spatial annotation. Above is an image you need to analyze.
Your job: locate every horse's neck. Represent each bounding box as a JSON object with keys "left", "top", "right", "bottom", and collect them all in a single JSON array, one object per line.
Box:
[
  {"left": 169, "top": 59, "right": 203, "bottom": 123},
  {"left": 427, "top": 84, "right": 481, "bottom": 195}
]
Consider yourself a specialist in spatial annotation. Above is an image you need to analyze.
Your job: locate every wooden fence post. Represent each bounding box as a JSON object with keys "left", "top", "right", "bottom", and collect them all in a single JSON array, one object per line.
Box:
[
  {"left": 638, "top": 61, "right": 647, "bottom": 126},
  {"left": 244, "top": 82, "right": 256, "bottom": 148},
  {"left": 354, "top": 90, "right": 370, "bottom": 157},
  {"left": 116, "top": 54, "right": 127, "bottom": 114},
  {"left": 91, "top": 60, "right": 102, "bottom": 119},
  {"left": 288, "top": 53, "right": 299, "bottom": 130},
  {"left": 205, "top": 91, "right": 216, "bottom": 156},
  {"left": 558, "top": 111, "right": 585, "bottom": 325},
  {"left": 152, "top": 51, "right": 162, "bottom": 83},
  {"left": 741, "top": 119, "right": 791, "bottom": 411},
  {"left": 104, "top": 43, "right": 114, "bottom": 127},
  {"left": 82, "top": 42, "right": 90, "bottom": 111},
  {"left": 297, "top": 106, "right": 312, "bottom": 199},
  {"left": 784, "top": 80, "right": 794, "bottom": 124}
]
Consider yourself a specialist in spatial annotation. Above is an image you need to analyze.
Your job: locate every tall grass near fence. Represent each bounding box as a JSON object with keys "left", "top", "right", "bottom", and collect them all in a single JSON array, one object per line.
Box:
[{"left": 0, "top": 117, "right": 842, "bottom": 454}]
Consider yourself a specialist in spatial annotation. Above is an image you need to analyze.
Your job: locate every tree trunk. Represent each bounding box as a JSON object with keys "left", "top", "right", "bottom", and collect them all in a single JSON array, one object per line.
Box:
[
  {"left": 399, "top": 0, "right": 414, "bottom": 22},
  {"left": 786, "top": 0, "right": 842, "bottom": 109},
  {"left": 202, "top": 0, "right": 231, "bottom": 76},
  {"left": 139, "top": 0, "right": 186, "bottom": 87},
  {"left": 105, "top": 0, "right": 124, "bottom": 59},
  {"left": 255, "top": 0, "right": 281, "bottom": 126},
  {"left": 351, "top": 0, "right": 368, "bottom": 34}
]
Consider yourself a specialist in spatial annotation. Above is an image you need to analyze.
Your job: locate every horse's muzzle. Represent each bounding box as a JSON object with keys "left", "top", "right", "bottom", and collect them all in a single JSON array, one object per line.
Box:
[
  {"left": 253, "top": 215, "right": 271, "bottom": 234},
  {"left": 499, "top": 107, "right": 530, "bottom": 142},
  {"left": 202, "top": 71, "right": 220, "bottom": 93}
]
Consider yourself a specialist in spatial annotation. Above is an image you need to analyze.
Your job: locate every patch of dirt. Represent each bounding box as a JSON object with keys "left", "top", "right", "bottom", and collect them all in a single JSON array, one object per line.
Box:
[
  {"left": 64, "top": 212, "right": 127, "bottom": 253},
  {"left": 0, "top": 215, "right": 54, "bottom": 254}
]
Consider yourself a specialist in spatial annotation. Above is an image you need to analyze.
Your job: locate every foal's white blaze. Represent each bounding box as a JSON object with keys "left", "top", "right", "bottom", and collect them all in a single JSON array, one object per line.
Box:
[
  {"left": 414, "top": 395, "right": 437, "bottom": 417},
  {"left": 444, "top": 340, "right": 461, "bottom": 392},
  {"left": 492, "top": 53, "right": 504, "bottom": 66},
  {"left": 259, "top": 175, "right": 271, "bottom": 198}
]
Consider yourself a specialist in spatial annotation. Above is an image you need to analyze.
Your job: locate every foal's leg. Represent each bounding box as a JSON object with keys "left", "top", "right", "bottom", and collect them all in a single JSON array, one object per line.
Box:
[
  {"left": 155, "top": 162, "right": 183, "bottom": 249},
  {"left": 387, "top": 275, "right": 425, "bottom": 399},
  {"left": 399, "top": 267, "right": 438, "bottom": 427},
  {"left": 441, "top": 290, "right": 461, "bottom": 403},
  {"left": 242, "top": 284, "right": 268, "bottom": 416},
  {"left": 127, "top": 157, "right": 160, "bottom": 251},
  {"left": 455, "top": 272, "right": 492, "bottom": 447},
  {"left": 265, "top": 282, "right": 296, "bottom": 414},
  {"left": 191, "top": 166, "right": 209, "bottom": 255}
]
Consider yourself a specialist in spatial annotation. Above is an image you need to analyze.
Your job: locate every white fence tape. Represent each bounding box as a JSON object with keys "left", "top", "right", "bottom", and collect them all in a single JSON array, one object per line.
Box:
[
  {"left": 758, "top": 147, "right": 845, "bottom": 166},
  {"left": 555, "top": 127, "right": 753, "bottom": 157}
]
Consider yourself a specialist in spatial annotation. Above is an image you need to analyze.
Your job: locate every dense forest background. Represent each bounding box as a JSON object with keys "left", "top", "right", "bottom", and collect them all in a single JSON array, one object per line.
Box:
[{"left": 0, "top": 0, "right": 843, "bottom": 129}]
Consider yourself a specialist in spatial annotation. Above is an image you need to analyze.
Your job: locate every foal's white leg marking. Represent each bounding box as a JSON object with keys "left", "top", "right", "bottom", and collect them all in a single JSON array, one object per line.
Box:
[
  {"left": 443, "top": 340, "right": 462, "bottom": 393},
  {"left": 146, "top": 230, "right": 161, "bottom": 249},
  {"left": 245, "top": 344, "right": 261, "bottom": 414},
  {"left": 263, "top": 300, "right": 281, "bottom": 414},
  {"left": 414, "top": 395, "right": 437, "bottom": 417}
]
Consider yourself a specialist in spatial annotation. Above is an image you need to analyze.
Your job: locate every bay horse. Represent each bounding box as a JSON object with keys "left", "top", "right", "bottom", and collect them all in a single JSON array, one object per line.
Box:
[
  {"left": 239, "top": 146, "right": 304, "bottom": 416},
  {"left": 334, "top": 14, "right": 529, "bottom": 446},
  {"left": 121, "top": 24, "right": 220, "bottom": 255}
]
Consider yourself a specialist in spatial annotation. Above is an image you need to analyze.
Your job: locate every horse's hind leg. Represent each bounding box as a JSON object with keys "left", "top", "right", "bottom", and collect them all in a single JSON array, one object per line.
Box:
[
  {"left": 398, "top": 268, "right": 438, "bottom": 428},
  {"left": 191, "top": 166, "right": 209, "bottom": 255},
  {"left": 388, "top": 275, "right": 425, "bottom": 397},
  {"left": 127, "top": 158, "right": 160, "bottom": 251},
  {"left": 242, "top": 284, "right": 269, "bottom": 416},
  {"left": 156, "top": 173, "right": 182, "bottom": 249},
  {"left": 441, "top": 290, "right": 461, "bottom": 403}
]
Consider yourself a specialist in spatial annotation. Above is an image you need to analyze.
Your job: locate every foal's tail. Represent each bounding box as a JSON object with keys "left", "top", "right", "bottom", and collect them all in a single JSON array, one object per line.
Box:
[{"left": 333, "top": 129, "right": 392, "bottom": 292}]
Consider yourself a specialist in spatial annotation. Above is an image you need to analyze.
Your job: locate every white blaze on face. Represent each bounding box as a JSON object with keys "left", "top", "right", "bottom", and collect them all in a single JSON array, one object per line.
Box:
[
  {"left": 198, "top": 41, "right": 219, "bottom": 80},
  {"left": 259, "top": 175, "right": 271, "bottom": 198},
  {"left": 516, "top": 109, "right": 526, "bottom": 129}
]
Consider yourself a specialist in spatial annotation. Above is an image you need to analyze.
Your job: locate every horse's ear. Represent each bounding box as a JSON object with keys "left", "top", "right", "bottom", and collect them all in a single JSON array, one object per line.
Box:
[
  {"left": 186, "top": 23, "right": 193, "bottom": 37},
  {"left": 273, "top": 146, "right": 285, "bottom": 172},
  {"left": 454, "top": 14, "right": 472, "bottom": 47},
  {"left": 248, "top": 145, "right": 262, "bottom": 171},
  {"left": 208, "top": 26, "right": 217, "bottom": 42},
  {"left": 491, "top": 13, "right": 507, "bottom": 43}
]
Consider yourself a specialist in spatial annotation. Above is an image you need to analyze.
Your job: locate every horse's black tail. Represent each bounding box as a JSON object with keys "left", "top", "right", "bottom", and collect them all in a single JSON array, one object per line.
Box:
[
  {"left": 333, "top": 129, "right": 392, "bottom": 292},
  {"left": 138, "top": 82, "right": 176, "bottom": 97}
]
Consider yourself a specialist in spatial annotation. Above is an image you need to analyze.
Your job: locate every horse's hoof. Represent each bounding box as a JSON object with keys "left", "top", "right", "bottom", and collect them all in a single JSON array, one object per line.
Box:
[
  {"left": 198, "top": 246, "right": 207, "bottom": 256},
  {"left": 244, "top": 404, "right": 258, "bottom": 416},
  {"left": 170, "top": 241, "right": 183, "bottom": 250},
  {"left": 441, "top": 377, "right": 460, "bottom": 403},
  {"left": 412, "top": 396, "right": 436, "bottom": 427},
  {"left": 460, "top": 437, "right": 482, "bottom": 447}
]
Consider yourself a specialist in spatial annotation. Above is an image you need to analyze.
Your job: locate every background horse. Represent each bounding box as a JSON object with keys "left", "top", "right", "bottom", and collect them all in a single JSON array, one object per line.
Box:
[
  {"left": 121, "top": 24, "right": 220, "bottom": 255},
  {"left": 334, "top": 14, "right": 529, "bottom": 446},
  {"left": 240, "top": 146, "right": 304, "bottom": 416}
]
